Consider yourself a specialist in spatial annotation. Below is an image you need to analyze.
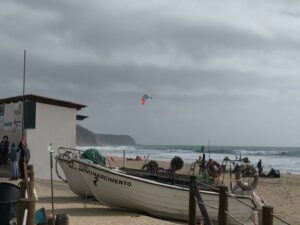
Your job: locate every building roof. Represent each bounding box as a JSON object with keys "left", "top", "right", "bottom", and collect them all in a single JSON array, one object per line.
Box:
[
  {"left": 76, "top": 114, "right": 89, "bottom": 121},
  {"left": 0, "top": 94, "right": 86, "bottom": 110}
]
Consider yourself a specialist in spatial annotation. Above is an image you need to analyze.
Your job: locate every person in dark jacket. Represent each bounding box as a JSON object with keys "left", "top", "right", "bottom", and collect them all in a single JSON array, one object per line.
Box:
[
  {"left": 0, "top": 135, "right": 9, "bottom": 166},
  {"left": 9, "top": 143, "right": 20, "bottom": 180},
  {"left": 18, "top": 141, "right": 30, "bottom": 179},
  {"left": 257, "top": 159, "right": 263, "bottom": 176}
]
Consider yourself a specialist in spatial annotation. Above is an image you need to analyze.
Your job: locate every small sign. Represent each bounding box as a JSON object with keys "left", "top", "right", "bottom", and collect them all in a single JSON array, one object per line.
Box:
[{"left": 48, "top": 143, "right": 54, "bottom": 153}]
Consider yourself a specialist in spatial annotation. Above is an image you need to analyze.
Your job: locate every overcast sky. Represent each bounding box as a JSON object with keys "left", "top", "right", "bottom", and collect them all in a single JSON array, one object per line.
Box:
[{"left": 1, "top": 0, "right": 300, "bottom": 146}]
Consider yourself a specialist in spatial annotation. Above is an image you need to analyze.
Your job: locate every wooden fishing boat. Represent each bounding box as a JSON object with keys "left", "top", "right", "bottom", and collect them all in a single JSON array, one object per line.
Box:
[
  {"left": 73, "top": 157, "right": 262, "bottom": 224},
  {"left": 56, "top": 148, "right": 264, "bottom": 224}
]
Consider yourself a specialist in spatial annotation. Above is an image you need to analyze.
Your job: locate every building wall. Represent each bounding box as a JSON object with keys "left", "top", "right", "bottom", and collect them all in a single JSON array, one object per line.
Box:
[
  {"left": 0, "top": 102, "right": 22, "bottom": 145},
  {"left": 0, "top": 129, "right": 21, "bottom": 145},
  {"left": 26, "top": 102, "right": 77, "bottom": 179}
]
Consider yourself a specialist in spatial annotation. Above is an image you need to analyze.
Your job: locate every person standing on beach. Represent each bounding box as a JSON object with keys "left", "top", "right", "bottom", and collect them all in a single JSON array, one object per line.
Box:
[
  {"left": 18, "top": 141, "right": 30, "bottom": 179},
  {"left": 201, "top": 153, "right": 206, "bottom": 172},
  {"left": 9, "top": 143, "right": 20, "bottom": 180},
  {"left": 257, "top": 159, "right": 263, "bottom": 176},
  {"left": 0, "top": 135, "right": 9, "bottom": 167}
]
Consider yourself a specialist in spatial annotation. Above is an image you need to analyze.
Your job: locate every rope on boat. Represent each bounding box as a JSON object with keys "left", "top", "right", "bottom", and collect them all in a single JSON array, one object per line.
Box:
[
  {"left": 141, "top": 153, "right": 151, "bottom": 169},
  {"left": 226, "top": 195, "right": 292, "bottom": 225},
  {"left": 195, "top": 200, "right": 218, "bottom": 210},
  {"left": 195, "top": 169, "right": 291, "bottom": 225},
  {"left": 58, "top": 146, "right": 84, "bottom": 155},
  {"left": 196, "top": 180, "right": 261, "bottom": 212},
  {"left": 105, "top": 158, "right": 112, "bottom": 169},
  {"left": 55, "top": 159, "right": 67, "bottom": 183},
  {"left": 224, "top": 211, "right": 244, "bottom": 225},
  {"left": 226, "top": 192, "right": 259, "bottom": 211},
  {"left": 271, "top": 213, "right": 292, "bottom": 225},
  {"left": 196, "top": 180, "right": 219, "bottom": 192}
]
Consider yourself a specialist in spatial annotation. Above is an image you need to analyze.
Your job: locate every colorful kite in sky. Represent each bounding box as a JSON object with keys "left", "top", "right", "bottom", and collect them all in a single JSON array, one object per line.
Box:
[{"left": 140, "top": 94, "right": 152, "bottom": 105}]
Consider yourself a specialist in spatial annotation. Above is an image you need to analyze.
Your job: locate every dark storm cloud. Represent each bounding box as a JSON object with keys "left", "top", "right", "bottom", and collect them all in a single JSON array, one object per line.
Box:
[{"left": 1, "top": 0, "right": 300, "bottom": 145}]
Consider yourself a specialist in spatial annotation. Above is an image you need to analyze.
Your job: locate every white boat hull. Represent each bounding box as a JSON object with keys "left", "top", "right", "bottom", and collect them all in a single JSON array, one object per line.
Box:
[
  {"left": 57, "top": 157, "right": 94, "bottom": 198},
  {"left": 75, "top": 159, "right": 259, "bottom": 224}
]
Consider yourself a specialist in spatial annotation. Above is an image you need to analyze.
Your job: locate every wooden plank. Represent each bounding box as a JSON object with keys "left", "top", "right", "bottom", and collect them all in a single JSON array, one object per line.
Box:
[
  {"left": 218, "top": 186, "right": 228, "bottom": 225},
  {"left": 189, "top": 176, "right": 196, "bottom": 225}
]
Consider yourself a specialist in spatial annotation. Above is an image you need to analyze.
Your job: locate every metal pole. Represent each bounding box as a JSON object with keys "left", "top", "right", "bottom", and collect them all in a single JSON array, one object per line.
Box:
[
  {"left": 49, "top": 144, "right": 55, "bottom": 225},
  {"left": 123, "top": 150, "right": 126, "bottom": 167},
  {"left": 21, "top": 49, "right": 26, "bottom": 140},
  {"left": 208, "top": 140, "right": 210, "bottom": 160},
  {"left": 21, "top": 50, "right": 29, "bottom": 193},
  {"left": 23, "top": 50, "right": 26, "bottom": 96}
]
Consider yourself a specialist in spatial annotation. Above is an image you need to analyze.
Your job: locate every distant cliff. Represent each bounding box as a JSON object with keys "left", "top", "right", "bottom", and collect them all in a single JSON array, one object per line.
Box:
[
  {"left": 76, "top": 125, "right": 136, "bottom": 146},
  {"left": 76, "top": 125, "right": 97, "bottom": 146}
]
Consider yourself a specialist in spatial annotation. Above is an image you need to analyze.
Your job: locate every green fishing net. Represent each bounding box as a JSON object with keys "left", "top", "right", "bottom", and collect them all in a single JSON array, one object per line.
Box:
[{"left": 81, "top": 148, "right": 106, "bottom": 166}]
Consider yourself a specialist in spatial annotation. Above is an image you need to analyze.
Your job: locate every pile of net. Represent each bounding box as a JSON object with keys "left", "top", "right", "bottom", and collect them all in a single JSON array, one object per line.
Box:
[{"left": 81, "top": 148, "right": 106, "bottom": 166}]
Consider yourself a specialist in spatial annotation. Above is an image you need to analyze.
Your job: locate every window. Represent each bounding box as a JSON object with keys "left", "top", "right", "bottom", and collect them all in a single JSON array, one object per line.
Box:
[{"left": 24, "top": 101, "right": 36, "bottom": 129}]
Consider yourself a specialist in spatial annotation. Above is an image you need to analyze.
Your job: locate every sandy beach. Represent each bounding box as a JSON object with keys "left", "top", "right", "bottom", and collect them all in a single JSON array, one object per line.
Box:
[
  {"left": 255, "top": 173, "right": 300, "bottom": 225},
  {"left": 1, "top": 158, "right": 299, "bottom": 225},
  {"left": 34, "top": 179, "right": 185, "bottom": 225},
  {"left": 0, "top": 176, "right": 183, "bottom": 225}
]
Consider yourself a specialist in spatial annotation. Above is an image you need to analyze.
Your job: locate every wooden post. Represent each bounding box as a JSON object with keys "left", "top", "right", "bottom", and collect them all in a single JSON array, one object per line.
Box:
[
  {"left": 23, "top": 161, "right": 29, "bottom": 181},
  {"left": 262, "top": 205, "right": 273, "bottom": 225},
  {"left": 20, "top": 181, "right": 34, "bottom": 199},
  {"left": 48, "top": 217, "right": 55, "bottom": 225},
  {"left": 189, "top": 175, "right": 196, "bottom": 225},
  {"left": 218, "top": 185, "right": 228, "bottom": 225},
  {"left": 28, "top": 164, "right": 34, "bottom": 182},
  {"left": 16, "top": 198, "right": 26, "bottom": 225},
  {"left": 19, "top": 181, "right": 27, "bottom": 198},
  {"left": 27, "top": 199, "right": 35, "bottom": 225},
  {"left": 29, "top": 170, "right": 35, "bottom": 182},
  {"left": 27, "top": 181, "right": 34, "bottom": 200},
  {"left": 27, "top": 164, "right": 34, "bottom": 173},
  {"left": 27, "top": 165, "right": 34, "bottom": 199},
  {"left": 16, "top": 199, "right": 35, "bottom": 225}
]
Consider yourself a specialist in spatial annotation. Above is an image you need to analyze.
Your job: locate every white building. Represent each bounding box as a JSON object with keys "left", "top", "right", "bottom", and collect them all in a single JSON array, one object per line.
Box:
[{"left": 0, "top": 94, "right": 86, "bottom": 178}]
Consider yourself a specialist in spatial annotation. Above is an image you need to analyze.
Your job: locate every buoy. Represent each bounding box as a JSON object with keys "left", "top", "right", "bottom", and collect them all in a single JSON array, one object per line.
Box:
[
  {"left": 170, "top": 156, "right": 184, "bottom": 171},
  {"left": 206, "top": 160, "right": 222, "bottom": 178},
  {"left": 235, "top": 164, "right": 258, "bottom": 191}
]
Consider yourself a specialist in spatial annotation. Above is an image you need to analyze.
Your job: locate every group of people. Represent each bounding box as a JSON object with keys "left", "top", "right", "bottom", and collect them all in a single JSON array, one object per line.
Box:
[{"left": 0, "top": 135, "right": 30, "bottom": 180}]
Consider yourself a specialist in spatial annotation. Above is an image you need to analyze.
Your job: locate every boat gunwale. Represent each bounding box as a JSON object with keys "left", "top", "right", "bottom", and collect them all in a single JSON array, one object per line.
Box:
[{"left": 71, "top": 157, "right": 255, "bottom": 202}]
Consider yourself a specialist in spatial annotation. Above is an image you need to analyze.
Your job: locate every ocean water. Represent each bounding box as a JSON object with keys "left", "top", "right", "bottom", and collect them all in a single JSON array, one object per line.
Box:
[{"left": 78, "top": 145, "right": 300, "bottom": 174}]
